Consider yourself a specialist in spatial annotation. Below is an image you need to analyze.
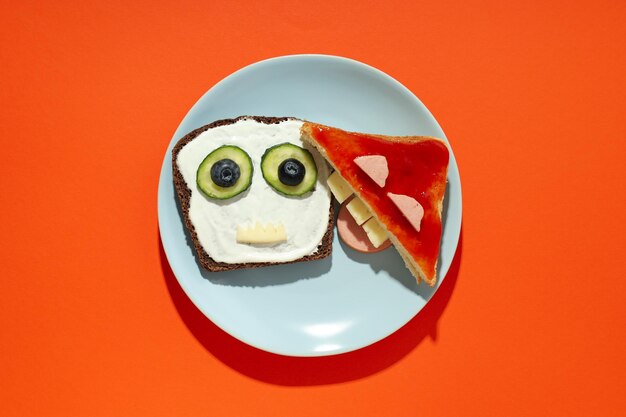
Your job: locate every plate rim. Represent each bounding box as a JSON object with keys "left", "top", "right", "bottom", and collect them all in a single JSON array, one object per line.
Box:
[{"left": 157, "top": 54, "right": 463, "bottom": 356}]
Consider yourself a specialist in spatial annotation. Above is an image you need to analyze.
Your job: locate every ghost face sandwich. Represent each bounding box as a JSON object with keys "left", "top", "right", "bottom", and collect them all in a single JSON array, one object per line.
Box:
[{"left": 172, "top": 116, "right": 333, "bottom": 272}]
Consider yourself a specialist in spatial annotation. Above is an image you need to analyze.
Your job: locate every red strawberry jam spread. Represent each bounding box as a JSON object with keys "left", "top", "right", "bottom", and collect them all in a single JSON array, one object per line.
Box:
[{"left": 306, "top": 124, "right": 449, "bottom": 279}]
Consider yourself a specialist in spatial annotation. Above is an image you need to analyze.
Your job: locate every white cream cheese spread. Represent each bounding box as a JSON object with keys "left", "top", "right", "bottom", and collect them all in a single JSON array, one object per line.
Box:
[{"left": 176, "top": 118, "right": 331, "bottom": 264}]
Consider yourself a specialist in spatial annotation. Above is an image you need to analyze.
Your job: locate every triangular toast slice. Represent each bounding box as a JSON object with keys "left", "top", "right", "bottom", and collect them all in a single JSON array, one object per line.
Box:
[{"left": 301, "top": 122, "right": 449, "bottom": 285}]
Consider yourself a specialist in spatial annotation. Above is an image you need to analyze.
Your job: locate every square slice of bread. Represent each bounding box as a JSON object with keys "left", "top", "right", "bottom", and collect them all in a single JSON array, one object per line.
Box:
[{"left": 172, "top": 116, "right": 334, "bottom": 272}]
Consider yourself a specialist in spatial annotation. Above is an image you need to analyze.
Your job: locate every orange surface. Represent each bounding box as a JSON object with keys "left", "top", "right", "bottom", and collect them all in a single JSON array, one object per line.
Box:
[{"left": 1, "top": 1, "right": 625, "bottom": 416}]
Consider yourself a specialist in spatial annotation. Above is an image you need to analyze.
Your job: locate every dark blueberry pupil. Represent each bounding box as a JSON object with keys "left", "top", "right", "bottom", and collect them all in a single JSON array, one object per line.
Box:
[
  {"left": 278, "top": 158, "right": 305, "bottom": 186},
  {"left": 210, "top": 159, "right": 240, "bottom": 187}
]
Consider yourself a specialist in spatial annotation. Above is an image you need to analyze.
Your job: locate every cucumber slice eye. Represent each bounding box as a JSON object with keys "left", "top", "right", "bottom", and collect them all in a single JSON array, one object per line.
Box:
[
  {"left": 196, "top": 145, "right": 253, "bottom": 200},
  {"left": 261, "top": 143, "right": 317, "bottom": 196}
]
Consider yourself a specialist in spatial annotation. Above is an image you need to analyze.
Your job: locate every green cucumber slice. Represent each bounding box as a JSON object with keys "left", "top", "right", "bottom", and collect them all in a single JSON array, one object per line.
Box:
[
  {"left": 261, "top": 143, "right": 317, "bottom": 196},
  {"left": 196, "top": 145, "right": 252, "bottom": 200}
]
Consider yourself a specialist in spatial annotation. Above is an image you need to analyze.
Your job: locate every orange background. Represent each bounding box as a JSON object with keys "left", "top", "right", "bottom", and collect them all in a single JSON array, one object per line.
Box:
[{"left": 1, "top": 0, "right": 625, "bottom": 415}]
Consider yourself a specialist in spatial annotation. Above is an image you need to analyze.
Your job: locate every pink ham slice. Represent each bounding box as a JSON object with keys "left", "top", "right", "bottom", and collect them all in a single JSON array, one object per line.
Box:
[
  {"left": 387, "top": 193, "right": 424, "bottom": 232},
  {"left": 353, "top": 155, "right": 388, "bottom": 188}
]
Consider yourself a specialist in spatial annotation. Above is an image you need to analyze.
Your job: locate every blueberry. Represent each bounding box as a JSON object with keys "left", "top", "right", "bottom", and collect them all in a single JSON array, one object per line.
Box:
[
  {"left": 278, "top": 158, "right": 305, "bottom": 186},
  {"left": 210, "top": 159, "right": 240, "bottom": 187}
]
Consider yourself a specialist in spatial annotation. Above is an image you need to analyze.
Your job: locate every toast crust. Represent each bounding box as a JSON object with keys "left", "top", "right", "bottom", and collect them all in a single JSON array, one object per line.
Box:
[{"left": 172, "top": 116, "right": 334, "bottom": 272}]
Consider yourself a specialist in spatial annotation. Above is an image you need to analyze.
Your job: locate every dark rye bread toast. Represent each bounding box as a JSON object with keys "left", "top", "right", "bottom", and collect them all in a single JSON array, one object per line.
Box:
[{"left": 172, "top": 116, "right": 334, "bottom": 272}]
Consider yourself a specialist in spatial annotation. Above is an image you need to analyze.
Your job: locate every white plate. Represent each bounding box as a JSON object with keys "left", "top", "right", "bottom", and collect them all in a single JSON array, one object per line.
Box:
[{"left": 157, "top": 55, "right": 462, "bottom": 357}]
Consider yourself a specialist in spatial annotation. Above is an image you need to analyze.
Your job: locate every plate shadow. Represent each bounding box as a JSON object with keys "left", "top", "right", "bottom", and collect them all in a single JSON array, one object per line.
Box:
[{"left": 159, "top": 228, "right": 462, "bottom": 386}]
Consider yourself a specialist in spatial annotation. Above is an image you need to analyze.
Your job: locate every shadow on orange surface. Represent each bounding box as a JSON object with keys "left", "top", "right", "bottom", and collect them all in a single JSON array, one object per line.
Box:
[{"left": 159, "top": 230, "right": 462, "bottom": 386}]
